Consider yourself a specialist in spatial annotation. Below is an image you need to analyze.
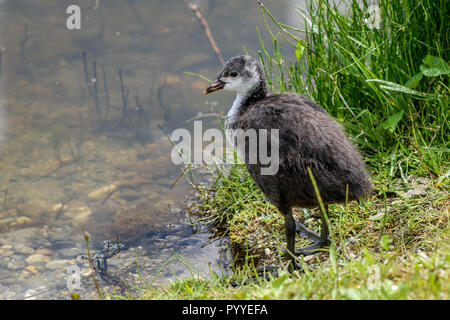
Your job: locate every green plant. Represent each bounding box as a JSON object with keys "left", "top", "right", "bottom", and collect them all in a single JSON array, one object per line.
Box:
[{"left": 256, "top": 0, "right": 448, "bottom": 177}]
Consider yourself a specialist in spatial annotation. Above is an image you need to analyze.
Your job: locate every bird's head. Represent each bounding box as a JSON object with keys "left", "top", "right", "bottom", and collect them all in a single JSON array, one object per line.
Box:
[{"left": 204, "top": 55, "right": 266, "bottom": 96}]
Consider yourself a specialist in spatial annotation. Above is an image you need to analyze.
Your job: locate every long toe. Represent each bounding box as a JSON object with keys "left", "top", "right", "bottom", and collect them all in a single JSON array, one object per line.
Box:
[
  {"left": 294, "top": 240, "right": 330, "bottom": 256},
  {"left": 291, "top": 260, "right": 302, "bottom": 271},
  {"left": 295, "top": 220, "right": 321, "bottom": 242},
  {"left": 256, "top": 265, "right": 280, "bottom": 278}
]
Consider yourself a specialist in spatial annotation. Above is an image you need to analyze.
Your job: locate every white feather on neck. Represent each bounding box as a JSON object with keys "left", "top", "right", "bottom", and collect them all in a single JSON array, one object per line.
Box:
[
  {"left": 224, "top": 67, "right": 259, "bottom": 129},
  {"left": 225, "top": 93, "right": 247, "bottom": 129}
]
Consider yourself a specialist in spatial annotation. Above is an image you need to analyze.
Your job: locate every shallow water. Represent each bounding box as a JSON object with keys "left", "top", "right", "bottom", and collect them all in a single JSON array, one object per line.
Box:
[{"left": 0, "top": 0, "right": 296, "bottom": 299}]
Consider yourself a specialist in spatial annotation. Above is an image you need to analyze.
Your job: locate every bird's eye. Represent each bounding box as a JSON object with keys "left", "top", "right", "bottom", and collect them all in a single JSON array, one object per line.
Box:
[{"left": 230, "top": 72, "right": 238, "bottom": 77}]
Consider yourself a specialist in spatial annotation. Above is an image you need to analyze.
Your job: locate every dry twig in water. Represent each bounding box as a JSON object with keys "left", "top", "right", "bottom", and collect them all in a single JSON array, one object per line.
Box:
[{"left": 183, "top": 0, "right": 225, "bottom": 67}]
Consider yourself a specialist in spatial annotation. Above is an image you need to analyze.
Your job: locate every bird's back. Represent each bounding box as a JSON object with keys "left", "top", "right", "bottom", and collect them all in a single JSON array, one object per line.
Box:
[{"left": 230, "top": 93, "right": 373, "bottom": 209}]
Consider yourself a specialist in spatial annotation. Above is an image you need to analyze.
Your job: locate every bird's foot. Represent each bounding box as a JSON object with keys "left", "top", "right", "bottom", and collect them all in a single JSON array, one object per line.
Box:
[
  {"left": 288, "top": 260, "right": 303, "bottom": 272},
  {"left": 255, "top": 265, "right": 280, "bottom": 277},
  {"left": 295, "top": 220, "right": 321, "bottom": 242},
  {"left": 279, "top": 238, "right": 331, "bottom": 257},
  {"left": 256, "top": 261, "right": 302, "bottom": 275},
  {"left": 293, "top": 238, "right": 331, "bottom": 256}
]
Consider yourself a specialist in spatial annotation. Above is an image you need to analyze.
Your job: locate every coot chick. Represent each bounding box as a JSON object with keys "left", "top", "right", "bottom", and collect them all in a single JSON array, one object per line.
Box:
[{"left": 204, "top": 55, "right": 372, "bottom": 270}]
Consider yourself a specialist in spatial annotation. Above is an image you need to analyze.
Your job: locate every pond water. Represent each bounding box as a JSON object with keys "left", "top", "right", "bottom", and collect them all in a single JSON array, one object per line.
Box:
[{"left": 0, "top": 0, "right": 297, "bottom": 299}]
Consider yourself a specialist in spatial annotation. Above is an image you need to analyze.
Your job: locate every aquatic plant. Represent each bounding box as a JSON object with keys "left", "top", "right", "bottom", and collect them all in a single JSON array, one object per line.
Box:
[{"left": 82, "top": 52, "right": 154, "bottom": 143}]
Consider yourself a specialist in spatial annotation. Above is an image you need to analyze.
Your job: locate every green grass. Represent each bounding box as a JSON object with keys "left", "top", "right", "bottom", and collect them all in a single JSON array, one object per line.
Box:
[
  {"left": 257, "top": 0, "right": 448, "bottom": 178},
  {"left": 121, "top": 162, "right": 448, "bottom": 300},
  {"left": 137, "top": 234, "right": 449, "bottom": 300},
  {"left": 106, "top": 0, "right": 449, "bottom": 300}
]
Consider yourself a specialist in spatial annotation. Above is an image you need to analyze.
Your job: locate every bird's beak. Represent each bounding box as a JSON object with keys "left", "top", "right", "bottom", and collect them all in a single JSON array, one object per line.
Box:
[{"left": 203, "top": 78, "right": 225, "bottom": 95}]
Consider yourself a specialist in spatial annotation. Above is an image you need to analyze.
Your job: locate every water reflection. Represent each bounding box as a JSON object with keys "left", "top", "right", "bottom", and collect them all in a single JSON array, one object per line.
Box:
[{"left": 0, "top": 0, "right": 292, "bottom": 299}]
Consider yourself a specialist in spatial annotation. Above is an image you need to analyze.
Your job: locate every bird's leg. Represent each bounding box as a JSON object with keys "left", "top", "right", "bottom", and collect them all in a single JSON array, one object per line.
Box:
[
  {"left": 283, "top": 212, "right": 302, "bottom": 271},
  {"left": 294, "top": 205, "right": 331, "bottom": 256},
  {"left": 248, "top": 207, "right": 301, "bottom": 280}
]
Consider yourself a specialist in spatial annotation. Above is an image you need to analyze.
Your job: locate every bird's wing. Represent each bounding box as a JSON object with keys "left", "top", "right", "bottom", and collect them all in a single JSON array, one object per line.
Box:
[
  {"left": 240, "top": 101, "right": 369, "bottom": 203},
  {"left": 242, "top": 101, "right": 343, "bottom": 170}
]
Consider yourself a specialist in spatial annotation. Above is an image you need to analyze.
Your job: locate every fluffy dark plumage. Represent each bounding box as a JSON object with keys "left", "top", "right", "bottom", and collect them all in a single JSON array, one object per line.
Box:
[
  {"left": 205, "top": 55, "right": 373, "bottom": 270},
  {"left": 229, "top": 92, "right": 373, "bottom": 210}
]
